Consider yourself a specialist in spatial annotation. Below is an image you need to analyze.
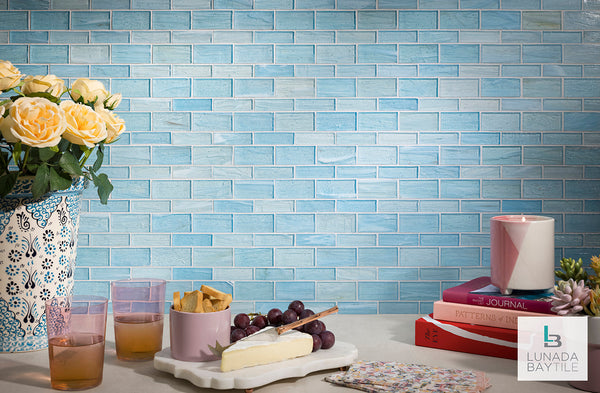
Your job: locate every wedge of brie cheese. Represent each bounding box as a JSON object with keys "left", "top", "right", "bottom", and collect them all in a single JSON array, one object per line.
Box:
[{"left": 220, "top": 330, "right": 313, "bottom": 372}]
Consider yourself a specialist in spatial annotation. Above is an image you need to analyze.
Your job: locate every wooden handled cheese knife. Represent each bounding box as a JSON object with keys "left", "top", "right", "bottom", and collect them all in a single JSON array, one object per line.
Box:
[{"left": 208, "top": 305, "right": 339, "bottom": 356}]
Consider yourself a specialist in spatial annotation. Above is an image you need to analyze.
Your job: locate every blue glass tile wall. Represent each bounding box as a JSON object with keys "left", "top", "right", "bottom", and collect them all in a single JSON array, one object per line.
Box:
[{"left": 1, "top": 0, "right": 599, "bottom": 315}]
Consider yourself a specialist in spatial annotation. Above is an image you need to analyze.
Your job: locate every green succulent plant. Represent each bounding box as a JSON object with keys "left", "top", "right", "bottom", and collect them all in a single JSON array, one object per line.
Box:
[
  {"left": 555, "top": 257, "right": 588, "bottom": 283},
  {"left": 587, "top": 255, "right": 600, "bottom": 289},
  {"left": 585, "top": 286, "right": 600, "bottom": 316}
]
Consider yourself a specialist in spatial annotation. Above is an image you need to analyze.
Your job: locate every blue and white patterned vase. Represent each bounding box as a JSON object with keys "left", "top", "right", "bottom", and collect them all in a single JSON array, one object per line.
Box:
[{"left": 0, "top": 177, "right": 86, "bottom": 352}]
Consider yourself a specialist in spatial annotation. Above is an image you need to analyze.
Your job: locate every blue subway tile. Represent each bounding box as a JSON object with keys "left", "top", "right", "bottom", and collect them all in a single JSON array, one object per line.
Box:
[
  {"left": 398, "top": 78, "right": 438, "bottom": 97},
  {"left": 482, "top": 146, "right": 522, "bottom": 165},
  {"left": 359, "top": 282, "right": 398, "bottom": 300},
  {"left": 10, "top": 31, "right": 48, "bottom": 43},
  {"left": 481, "top": 11, "right": 520, "bottom": 29},
  {"left": 523, "top": 44, "right": 562, "bottom": 63},
  {"left": 193, "top": 10, "right": 232, "bottom": 29},
  {"left": 234, "top": 45, "right": 273, "bottom": 63},
  {"left": 358, "top": 248, "right": 398, "bottom": 267},
  {"left": 317, "top": 282, "right": 356, "bottom": 301},
  {"left": 152, "top": 214, "right": 192, "bottom": 233},
  {"left": 193, "top": 214, "right": 233, "bottom": 233},
  {"left": 357, "top": 11, "right": 396, "bottom": 29},
  {"left": 0, "top": 11, "right": 28, "bottom": 30},
  {"left": 565, "top": 113, "right": 600, "bottom": 131},
  {"left": 235, "top": 113, "right": 274, "bottom": 131},
  {"left": 358, "top": 214, "right": 398, "bottom": 232},
  {"left": 316, "top": 112, "right": 356, "bottom": 131},
  {"left": 30, "top": 11, "right": 68, "bottom": 29},
  {"left": 275, "top": 11, "right": 313, "bottom": 29},
  {"left": 213, "top": 0, "right": 251, "bottom": 8},
  {"left": 440, "top": 180, "right": 480, "bottom": 198},
  {"left": 316, "top": 45, "right": 355, "bottom": 64},
  {"left": 357, "top": 44, "right": 397, "bottom": 63},
  {"left": 338, "top": 0, "right": 375, "bottom": 9},
  {"left": 398, "top": 44, "right": 438, "bottom": 63},
  {"left": 30, "top": 45, "right": 68, "bottom": 63},
  {"left": 481, "top": 78, "right": 520, "bottom": 97},
  {"left": 316, "top": 11, "right": 355, "bottom": 29},
  {"left": 316, "top": 248, "right": 356, "bottom": 267},
  {"left": 399, "top": 113, "right": 439, "bottom": 131},
  {"left": 194, "top": 45, "right": 233, "bottom": 64},
  {"left": 71, "top": 11, "right": 109, "bottom": 29},
  {"left": 398, "top": 11, "right": 437, "bottom": 29},
  {"left": 235, "top": 282, "right": 274, "bottom": 301},
  {"left": 564, "top": 11, "right": 599, "bottom": 30},
  {"left": 235, "top": 11, "right": 274, "bottom": 30},
  {"left": 153, "top": 11, "right": 191, "bottom": 30},
  {"left": 153, "top": 45, "right": 192, "bottom": 64},
  {"left": 173, "top": 268, "right": 212, "bottom": 281},
  {"left": 275, "top": 282, "right": 315, "bottom": 300},
  {"left": 193, "top": 79, "right": 233, "bottom": 97},
  {"left": 440, "top": 10, "right": 479, "bottom": 28},
  {"left": 316, "top": 180, "right": 356, "bottom": 199},
  {"left": 113, "top": 11, "right": 151, "bottom": 30},
  {"left": 234, "top": 248, "right": 273, "bottom": 268},
  {"left": 275, "top": 45, "right": 314, "bottom": 64},
  {"left": 440, "top": 44, "right": 479, "bottom": 63}
]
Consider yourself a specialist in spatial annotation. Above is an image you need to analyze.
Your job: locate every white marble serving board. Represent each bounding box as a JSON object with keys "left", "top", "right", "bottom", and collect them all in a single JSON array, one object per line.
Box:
[{"left": 153, "top": 341, "right": 358, "bottom": 390}]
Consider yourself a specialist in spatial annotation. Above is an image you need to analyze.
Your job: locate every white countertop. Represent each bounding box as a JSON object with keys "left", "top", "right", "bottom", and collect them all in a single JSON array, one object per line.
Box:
[{"left": 0, "top": 314, "right": 575, "bottom": 392}]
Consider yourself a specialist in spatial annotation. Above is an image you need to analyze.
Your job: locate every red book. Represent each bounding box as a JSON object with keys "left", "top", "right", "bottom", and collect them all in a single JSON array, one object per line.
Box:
[
  {"left": 442, "top": 276, "right": 555, "bottom": 314},
  {"left": 433, "top": 300, "right": 554, "bottom": 330},
  {"left": 415, "top": 314, "right": 517, "bottom": 360}
]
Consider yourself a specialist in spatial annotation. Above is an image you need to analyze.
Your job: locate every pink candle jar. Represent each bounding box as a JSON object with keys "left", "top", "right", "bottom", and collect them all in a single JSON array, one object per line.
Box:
[{"left": 490, "top": 215, "right": 555, "bottom": 295}]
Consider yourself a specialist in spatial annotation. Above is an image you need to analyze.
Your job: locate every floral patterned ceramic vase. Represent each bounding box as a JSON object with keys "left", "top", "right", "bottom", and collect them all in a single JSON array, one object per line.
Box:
[{"left": 0, "top": 177, "right": 86, "bottom": 352}]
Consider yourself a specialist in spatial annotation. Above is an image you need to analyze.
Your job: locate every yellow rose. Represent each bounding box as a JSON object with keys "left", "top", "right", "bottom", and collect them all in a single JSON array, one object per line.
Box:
[
  {"left": 95, "top": 107, "right": 125, "bottom": 143},
  {"left": 60, "top": 101, "right": 107, "bottom": 148},
  {"left": 70, "top": 78, "right": 109, "bottom": 105},
  {"left": 0, "top": 60, "right": 22, "bottom": 91},
  {"left": 21, "top": 74, "right": 66, "bottom": 98},
  {"left": 0, "top": 97, "right": 66, "bottom": 148},
  {"left": 102, "top": 93, "right": 122, "bottom": 110}
]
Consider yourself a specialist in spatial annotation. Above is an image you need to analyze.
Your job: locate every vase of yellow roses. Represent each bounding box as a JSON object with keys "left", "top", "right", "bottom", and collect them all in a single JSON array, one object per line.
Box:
[{"left": 0, "top": 60, "right": 125, "bottom": 352}]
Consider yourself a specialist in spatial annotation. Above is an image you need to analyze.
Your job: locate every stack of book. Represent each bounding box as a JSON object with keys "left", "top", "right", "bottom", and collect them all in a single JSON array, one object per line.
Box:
[{"left": 414, "top": 276, "right": 555, "bottom": 359}]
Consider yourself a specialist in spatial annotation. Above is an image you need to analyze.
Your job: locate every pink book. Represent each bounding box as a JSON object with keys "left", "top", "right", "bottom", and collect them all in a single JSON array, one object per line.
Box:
[
  {"left": 442, "top": 276, "right": 555, "bottom": 314},
  {"left": 433, "top": 300, "right": 555, "bottom": 330}
]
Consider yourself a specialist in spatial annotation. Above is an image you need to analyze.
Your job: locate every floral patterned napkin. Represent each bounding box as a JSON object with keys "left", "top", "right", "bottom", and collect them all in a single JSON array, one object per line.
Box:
[{"left": 325, "top": 361, "right": 490, "bottom": 393}]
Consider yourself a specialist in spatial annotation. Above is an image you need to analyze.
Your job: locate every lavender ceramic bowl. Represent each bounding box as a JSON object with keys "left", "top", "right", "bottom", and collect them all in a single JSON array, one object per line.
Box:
[{"left": 169, "top": 306, "right": 231, "bottom": 362}]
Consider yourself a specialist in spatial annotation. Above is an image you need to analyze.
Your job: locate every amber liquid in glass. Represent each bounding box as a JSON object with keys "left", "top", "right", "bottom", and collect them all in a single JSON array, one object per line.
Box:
[
  {"left": 114, "top": 313, "right": 163, "bottom": 361},
  {"left": 48, "top": 333, "right": 105, "bottom": 390}
]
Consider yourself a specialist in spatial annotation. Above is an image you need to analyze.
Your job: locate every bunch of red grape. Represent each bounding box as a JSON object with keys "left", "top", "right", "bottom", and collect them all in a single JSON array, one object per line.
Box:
[{"left": 231, "top": 300, "right": 335, "bottom": 352}]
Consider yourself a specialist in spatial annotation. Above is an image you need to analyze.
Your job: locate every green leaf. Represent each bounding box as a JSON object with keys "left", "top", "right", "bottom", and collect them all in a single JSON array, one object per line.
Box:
[
  {"left": 0, "top": 150, "right": 10, "bottom": 170},
  {"left": 0, "top": 98, "right": 12, "bottom": 109},
  {"left": 92, "top": 144, "right": 104, "bottom": 172},
  {"left": 49, "top": 167, "right": 72, "bottom": 191},
  {"left": 57, "top": 138, "right": 71, "bottom": 152},
  {"left": 59, "top": 153, "right": 83, "bottom": 176},
  {"left": 92, "top": 172, "right": 113, "bottom": 205},
  {"left": 24, "top": 91, "right": 61, "bottom": 104},
  {"left": 32, "top": 164, "right": 50, "bottom": 199},
  {"left": 70, "top": 144, "right": 84, "bottom": 160},
  {"left": 39, "top": 147, "right": 56, "bottom": 162},
  {"left": 26, "top": 163, "right": 39, "bottom": 173},
  {"left": 0, "top": 172, "right": 18, "bottom": 198}
]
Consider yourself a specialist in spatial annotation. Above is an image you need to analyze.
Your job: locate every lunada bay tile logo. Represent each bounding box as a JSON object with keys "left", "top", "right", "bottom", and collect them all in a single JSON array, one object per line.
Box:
[{"left": 518, "top": 316, "right": 588, "bottom": 381}]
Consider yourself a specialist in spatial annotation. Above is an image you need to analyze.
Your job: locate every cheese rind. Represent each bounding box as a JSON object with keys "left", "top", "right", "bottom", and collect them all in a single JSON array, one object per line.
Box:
[{"left": 220, "top": 330, "right": 313, "bottom": 372}]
